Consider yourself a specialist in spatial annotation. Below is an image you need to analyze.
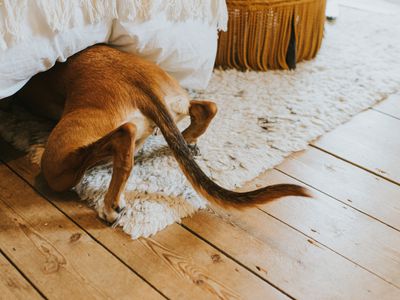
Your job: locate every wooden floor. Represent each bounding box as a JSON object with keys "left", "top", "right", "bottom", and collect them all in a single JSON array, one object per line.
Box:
[{"left": 1, "top": 94, "right": 399, "bottom": 300}]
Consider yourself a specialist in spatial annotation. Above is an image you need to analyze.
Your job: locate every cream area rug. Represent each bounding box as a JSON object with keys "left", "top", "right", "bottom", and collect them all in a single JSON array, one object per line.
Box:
[{"left": 1, "top": 3, "right": 400, "bottom": 238}]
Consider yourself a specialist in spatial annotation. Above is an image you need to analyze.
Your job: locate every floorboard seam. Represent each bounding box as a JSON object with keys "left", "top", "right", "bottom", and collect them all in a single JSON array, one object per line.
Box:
[
  {"left": 310, "top": 144, "right": 400, "bottom": 186},
  {"left": 371, "top": 108, "right": 400, "bottom": 121},
  {"left": 274, "top": 167, "right": 400, "bottom": 233},
  {"left": 179, "top": 224, "right": 297, "bottom": 300},
  {"left": 0, "top": 248, "right": 48, "bottom": 299},
  {"left": 255, "top": 204, "right": 400, "bottom": 290}
]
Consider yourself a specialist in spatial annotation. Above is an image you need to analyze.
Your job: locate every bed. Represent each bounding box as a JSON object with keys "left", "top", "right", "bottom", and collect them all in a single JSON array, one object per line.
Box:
[{"left": 0, "top": 0, "right": 228, "bottom": 99}]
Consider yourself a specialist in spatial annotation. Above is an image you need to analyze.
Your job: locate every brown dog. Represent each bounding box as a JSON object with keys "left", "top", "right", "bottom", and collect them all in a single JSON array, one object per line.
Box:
[{"left": 16, "top": 45, "right": 309, "bottom": 223}]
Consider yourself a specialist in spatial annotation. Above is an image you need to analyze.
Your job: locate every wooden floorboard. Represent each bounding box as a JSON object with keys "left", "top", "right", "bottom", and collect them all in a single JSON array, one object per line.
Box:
[
  {"left": 0, "top": 252, "right": 43, "bottom": 300},
  {"left": 183, "top": 205, "right": 400, "bottom": 299},
  {"left": 373, "top": 94, "right": 400, "bottom": 120},
  {"left": 276, "top": 147, "right": 400, "bottom": 231},
  {"left": 313, "top": 109, "right": 400, "bottom": 184},
  {"left": 1, "top": 95, "right": 400, "bottom": 299},
  {"left": 0, "top": 140, "right": 288, "bottom": 300},
  {"left": 247, "top": 169, "right": 400, "bottom": 288},
  {"left": 0, "top": 162, "right": 163, "bottom": 300}
]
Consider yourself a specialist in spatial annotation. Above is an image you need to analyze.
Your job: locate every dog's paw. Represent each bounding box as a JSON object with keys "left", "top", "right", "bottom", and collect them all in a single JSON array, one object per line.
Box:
[
  {"left": 188, "top": 143, "right": 200, "bottom": 157},
  {"left": 99, "top": 207, "right": 119, "bottom": 224},
  {"left": 116, "top": 195, "right": 127, "bottom": 213},
  {"left": 98, "top": 197, "right": 127, "bottom": 225}
]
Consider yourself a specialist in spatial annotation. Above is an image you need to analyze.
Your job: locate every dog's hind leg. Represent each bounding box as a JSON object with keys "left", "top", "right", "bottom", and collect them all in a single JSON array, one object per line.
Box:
[
  {"left": 182, "top": 100, "right": 217, "bottom": 155},
  {"left": 41, "top": 112, "right": 136, "bottom": 223}
]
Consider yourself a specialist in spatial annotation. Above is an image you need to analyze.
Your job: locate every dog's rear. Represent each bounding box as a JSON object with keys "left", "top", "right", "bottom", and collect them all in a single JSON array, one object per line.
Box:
[{"left": 17, "top": 45, "right": 309, "bottom": 224}]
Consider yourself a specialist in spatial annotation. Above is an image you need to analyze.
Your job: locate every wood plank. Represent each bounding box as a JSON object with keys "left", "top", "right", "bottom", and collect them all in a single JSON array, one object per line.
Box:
[
  {"left": 0, "top": 163, "right": 163, "bottom": 300},
  {"left": 5, "top": 141, "right": 396, "bottom": 298},
  {"left": 0, "top": 253, "right": 43, "bottom": 300},
  {"left": 373, "top": 93, "right": 400, "bottom": 119},
  {"left": 313, "top": 109, "right": 400, "bottom": 184},
  {"left": 246, "top": 169, "right": 400, "bottom": 288},
  {"left": 0, "top": 139, "right": 287, "bottom": 300},
  {"left": 183, "top": 207, "right": 400, "bottom": 299},
  {"left": 137, "top": 225, "right": 287, "bottom": 300},
  {"left": 276, "top": 147, "right": 400, "bottom": 230}
]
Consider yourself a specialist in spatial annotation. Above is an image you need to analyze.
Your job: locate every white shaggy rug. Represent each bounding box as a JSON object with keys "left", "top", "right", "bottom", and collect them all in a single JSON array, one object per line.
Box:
[{"left": 1, "top": 3, "right": 400, "bottom": 238}]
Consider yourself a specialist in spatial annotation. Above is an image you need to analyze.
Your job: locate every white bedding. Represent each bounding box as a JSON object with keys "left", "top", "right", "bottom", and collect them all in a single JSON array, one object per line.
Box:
[{"left": 0, "top": 0, "right": 228, "bottom": 99}]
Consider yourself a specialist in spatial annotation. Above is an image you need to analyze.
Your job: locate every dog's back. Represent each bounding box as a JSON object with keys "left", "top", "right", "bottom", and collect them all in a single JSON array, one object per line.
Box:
[{"left": 17, "top": 45, "right": 185, "bottom": 121}]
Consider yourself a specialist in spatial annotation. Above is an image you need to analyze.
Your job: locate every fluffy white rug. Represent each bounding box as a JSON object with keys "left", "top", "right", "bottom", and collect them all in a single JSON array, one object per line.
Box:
[{"left": 1, "top": 4, "right": 400, "bottom": 238}]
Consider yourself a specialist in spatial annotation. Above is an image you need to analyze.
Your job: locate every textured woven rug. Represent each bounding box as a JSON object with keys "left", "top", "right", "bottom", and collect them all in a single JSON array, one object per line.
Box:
[{"left": 1, "top": 4, "right": 400, "bottom": 238}]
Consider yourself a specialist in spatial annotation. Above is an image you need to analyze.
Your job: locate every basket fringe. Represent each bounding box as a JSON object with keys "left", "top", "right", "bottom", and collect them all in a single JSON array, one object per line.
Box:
[
  {"left": 0, "top": 0, "right": 228, "bottom": 50},
  {"left": 216, "top": 0, "right": 326, "bottom": 71}
]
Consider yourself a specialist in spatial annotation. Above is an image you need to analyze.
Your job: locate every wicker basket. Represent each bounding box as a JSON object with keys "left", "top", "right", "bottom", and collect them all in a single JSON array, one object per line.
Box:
[{"left": 215, "top": 0, "right": 326, "bottom": 71}]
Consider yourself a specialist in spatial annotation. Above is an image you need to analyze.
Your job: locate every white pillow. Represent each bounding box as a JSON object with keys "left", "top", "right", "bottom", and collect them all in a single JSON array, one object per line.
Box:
[{"left": 0, "top": 1, "right": 227, "bottom": 99}]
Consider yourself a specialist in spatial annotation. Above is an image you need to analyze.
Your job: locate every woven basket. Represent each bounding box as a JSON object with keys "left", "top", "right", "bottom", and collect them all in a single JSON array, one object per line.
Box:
[{"left": 215, "top": 0, "right": 326, "bottom": 71}]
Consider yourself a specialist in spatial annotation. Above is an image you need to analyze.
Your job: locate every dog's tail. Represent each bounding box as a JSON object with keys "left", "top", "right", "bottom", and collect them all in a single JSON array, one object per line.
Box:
[{"left": 144, "top": 95, "right": 310, "bottom": 209}]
